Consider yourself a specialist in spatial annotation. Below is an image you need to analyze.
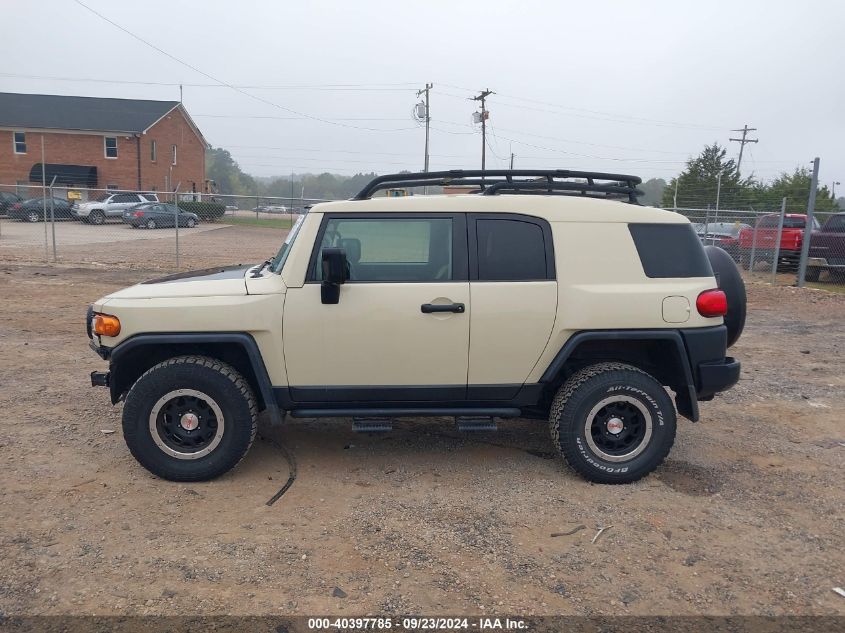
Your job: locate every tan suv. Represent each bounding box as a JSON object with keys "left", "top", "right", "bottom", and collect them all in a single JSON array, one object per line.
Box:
[{"left": 86, "top": 170, "right": 745, "bottom": 484}]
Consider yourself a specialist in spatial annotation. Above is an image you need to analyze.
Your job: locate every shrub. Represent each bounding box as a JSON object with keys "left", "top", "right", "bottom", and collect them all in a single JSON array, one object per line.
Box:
[{"left": 177, "top": 201, "right": 225, "bottom": 221}]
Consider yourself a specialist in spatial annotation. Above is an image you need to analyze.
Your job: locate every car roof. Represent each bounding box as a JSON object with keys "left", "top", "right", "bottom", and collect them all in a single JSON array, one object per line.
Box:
[{"left": 310, "top": 194, "right": 688, "bottom": 224}]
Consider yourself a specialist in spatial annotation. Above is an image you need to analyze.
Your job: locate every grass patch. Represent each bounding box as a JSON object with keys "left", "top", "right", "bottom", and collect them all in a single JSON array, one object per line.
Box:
[{"left": 220, "top": 215, "right": 294, "bottom": 229}]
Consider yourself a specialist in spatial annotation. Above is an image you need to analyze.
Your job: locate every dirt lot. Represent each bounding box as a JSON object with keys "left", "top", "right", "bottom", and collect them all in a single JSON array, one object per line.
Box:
[{"left": 0, "top": 242, "right": 844, "bottom": 618}]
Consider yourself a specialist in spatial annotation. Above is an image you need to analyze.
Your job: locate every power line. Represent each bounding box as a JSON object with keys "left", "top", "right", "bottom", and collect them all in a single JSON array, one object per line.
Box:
[
  {"left": 0, "top": 72, "right": 419, "bottom": 91},
  {"left": 71, "top": 0, "right": 417, "bottom": 133}
]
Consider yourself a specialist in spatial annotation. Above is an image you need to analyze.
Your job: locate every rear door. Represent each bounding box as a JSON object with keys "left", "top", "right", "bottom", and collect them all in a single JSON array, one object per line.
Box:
[
  {"left": 466, "top": 214, "right": 557, "bottom": 396},
  {"left": 110, "top": 193, "right": 142, "bottom": 216},
  {"left": 283, "top": 213, "right": 471, "bottom": 402}
]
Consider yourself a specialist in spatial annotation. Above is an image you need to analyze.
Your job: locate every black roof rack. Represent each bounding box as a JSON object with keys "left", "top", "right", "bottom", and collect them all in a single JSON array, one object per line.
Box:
[{"left": 352, "top": 169, "right": 643, "bottom": 203}]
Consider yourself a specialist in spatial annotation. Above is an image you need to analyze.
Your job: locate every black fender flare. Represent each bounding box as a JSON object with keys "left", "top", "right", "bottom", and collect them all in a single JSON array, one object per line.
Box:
[
  {"left": 107, "top": 332, "right": 282, "bottom": 426},
  {"left": 538, "top": 329, "right": 700, "bottom": 421}
]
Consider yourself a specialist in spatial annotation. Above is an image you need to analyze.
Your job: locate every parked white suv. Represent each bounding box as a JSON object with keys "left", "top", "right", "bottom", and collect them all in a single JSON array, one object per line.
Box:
[
  {"left": 74, "top": 192, "right": 159, "bottom": 225},
  {"left": 86, "top": 170, "right": 745, "bottom": 484}
]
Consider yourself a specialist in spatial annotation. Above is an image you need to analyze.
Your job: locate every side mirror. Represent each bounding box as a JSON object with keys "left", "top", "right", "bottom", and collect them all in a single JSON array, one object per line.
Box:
[{"left": 321, "top": 248, "right": 348, "bottom": 304}]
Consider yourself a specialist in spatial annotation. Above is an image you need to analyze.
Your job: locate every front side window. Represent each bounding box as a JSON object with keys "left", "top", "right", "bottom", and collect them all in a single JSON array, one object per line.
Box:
[
  {"left": 475, "top": 218, "right": 549, "bottom": 281},
  {"left": 113, "top": 193, "right": 140, "bottom": 203},
  {"left": 313, "top": 217, "right": 453, "bottom": 282},
  {"left": 14, "top": 132, "right": 26, "bottom": 154},
  {"left": 104, "top": 137, "right": 118, "bottom": 158}
]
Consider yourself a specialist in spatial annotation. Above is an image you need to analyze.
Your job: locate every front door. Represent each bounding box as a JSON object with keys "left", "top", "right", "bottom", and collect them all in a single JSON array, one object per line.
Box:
[{"left": 283, "top": 213, "right": 470, "bottom": 402}]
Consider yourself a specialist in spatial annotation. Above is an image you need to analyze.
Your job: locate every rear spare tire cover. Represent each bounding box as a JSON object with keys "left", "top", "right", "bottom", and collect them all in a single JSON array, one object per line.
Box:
[{"left": 705, "top": 245, "right": 746, "bottom": 347}]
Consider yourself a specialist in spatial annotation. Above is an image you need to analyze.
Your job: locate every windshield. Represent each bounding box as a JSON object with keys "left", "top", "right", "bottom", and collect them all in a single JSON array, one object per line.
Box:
[{"left": 270, "top": 214, "right": 305, "bottom": 273}]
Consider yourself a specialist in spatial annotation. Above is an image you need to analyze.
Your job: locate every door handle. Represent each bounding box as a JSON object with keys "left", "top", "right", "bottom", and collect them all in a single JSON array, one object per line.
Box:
[{"left": 421, "top": 303, "right": 465, "bottom": 314}]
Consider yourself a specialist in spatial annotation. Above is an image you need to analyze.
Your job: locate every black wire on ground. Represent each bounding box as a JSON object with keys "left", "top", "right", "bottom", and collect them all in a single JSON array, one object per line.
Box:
[{"left": 259, "top": 431, "right": 298, "bottom": 506}]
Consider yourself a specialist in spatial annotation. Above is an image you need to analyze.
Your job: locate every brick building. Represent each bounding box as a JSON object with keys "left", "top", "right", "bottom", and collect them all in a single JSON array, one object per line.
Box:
[{"left": 0, "top": 92, "right": 207, "bottom": 199}]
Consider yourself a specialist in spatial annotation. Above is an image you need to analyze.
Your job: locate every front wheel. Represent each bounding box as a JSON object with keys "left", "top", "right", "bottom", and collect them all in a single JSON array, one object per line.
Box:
[
  {"left": 549, "top": 362, "right": 676, "bottom": 484},
  {"left": 186, "top": 218, "right": 196, "bottom": 228},
  {"left": 89, "top": 210, "right": 105, "bottom": 225},
  {"left": 804, "top": 267, "right": 821, "bottom": 282},
  {"left": 26, "top": 210, "right": 40, "bottom": 223},
  {"left": 121, "top": 356, "right": 258, "bottom": 481}
]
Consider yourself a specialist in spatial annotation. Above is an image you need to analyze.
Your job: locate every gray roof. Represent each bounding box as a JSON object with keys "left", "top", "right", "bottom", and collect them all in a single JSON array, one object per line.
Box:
[{"left": 0, "top": 92, "right": 181, "bottom": 134}]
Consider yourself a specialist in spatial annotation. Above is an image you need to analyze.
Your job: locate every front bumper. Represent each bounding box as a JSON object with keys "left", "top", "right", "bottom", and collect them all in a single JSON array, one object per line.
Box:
[
  {"left": 91, "top": 370, "right": 110, "bottom": 387},
  {"left": 808, "top": 257, "right": 845, "bottom": 270}
]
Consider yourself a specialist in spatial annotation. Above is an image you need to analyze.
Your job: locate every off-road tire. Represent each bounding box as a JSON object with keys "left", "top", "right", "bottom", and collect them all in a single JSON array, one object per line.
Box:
[
  {"left": 549, "top": 362, "right": 676, "bottom": 484},
  {"left": 89, "top": 210, "right": 105, "bottom": 225},
  {"left": 122, "top": 355, "right": 257, "bottom": 481}
]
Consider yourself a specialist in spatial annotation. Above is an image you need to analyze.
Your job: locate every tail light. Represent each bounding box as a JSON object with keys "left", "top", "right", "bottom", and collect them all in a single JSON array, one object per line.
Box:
[
  {"left": 11, "top": 203, "right": 21, "bottom": 210},
  {"left": 697, "top": 289, "right": 728, "bottom": 318},
  {"left": 133, "top": 211, "right": 144, "bottom": 217}
]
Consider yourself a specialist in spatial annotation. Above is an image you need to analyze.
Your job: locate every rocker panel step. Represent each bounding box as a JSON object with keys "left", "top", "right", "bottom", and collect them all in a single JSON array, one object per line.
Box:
[
  {"left": 352, "top": 418, "right": 393, "bottom": 433},
  {"left": 456, "top": 416, "right": 498, "bottom": 432}
]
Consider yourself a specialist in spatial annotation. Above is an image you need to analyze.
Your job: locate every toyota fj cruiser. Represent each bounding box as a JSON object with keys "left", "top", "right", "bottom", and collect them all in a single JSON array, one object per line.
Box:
[{"left": 86, "top": 170, "right": 744, "bottom": 484}]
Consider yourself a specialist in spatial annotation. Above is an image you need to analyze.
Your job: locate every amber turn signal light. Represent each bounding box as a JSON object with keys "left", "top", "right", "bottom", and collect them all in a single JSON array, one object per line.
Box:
[{"left": 92, "top": 314, "right": 121, "bottom": 337}]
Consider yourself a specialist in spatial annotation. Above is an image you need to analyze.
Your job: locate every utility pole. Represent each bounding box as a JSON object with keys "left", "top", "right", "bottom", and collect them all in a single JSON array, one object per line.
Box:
[
  {"left": 471, "top": 89, "right": 494, "bottom": 170},
  {"left": 797, "top": 157, "right": 820, "bottom": 287},
  {"left": 509, "top": 152, "right": 515, "bottom": 169},
  {"left": 729, "top": 124, "right": 758, "bottom": 177},
  {"left": 832, "top": 181, "right": 840, "bottom": 199},
  {"left": 416, "top": 83, "right": 432, "bottom": 174}
]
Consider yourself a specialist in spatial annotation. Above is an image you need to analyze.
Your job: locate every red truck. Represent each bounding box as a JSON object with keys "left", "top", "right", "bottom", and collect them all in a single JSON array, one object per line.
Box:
[
  {"left": 739, "top": 213, "right": 819, "bottom": 270},
  {"left": 806, "top": 212, "right": 845, "bottom": 282}
]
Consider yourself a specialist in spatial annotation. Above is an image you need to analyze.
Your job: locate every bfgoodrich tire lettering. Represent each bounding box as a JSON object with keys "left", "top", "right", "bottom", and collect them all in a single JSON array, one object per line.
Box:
[
  {"left": 549, "top": 362, "right": 676, "bottom": 484},
  {"left": 121, "top": 355, "right": 257, "bottom": 481}
]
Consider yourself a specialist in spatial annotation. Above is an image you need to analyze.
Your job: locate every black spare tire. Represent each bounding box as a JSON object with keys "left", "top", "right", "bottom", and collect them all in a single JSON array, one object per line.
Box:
[{"left": 705, "top": 245, "right": 746, "bottom": 347}]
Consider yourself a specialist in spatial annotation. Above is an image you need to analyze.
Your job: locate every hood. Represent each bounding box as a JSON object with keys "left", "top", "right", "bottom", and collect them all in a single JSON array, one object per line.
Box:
[{"left": 102, "top": 265, "right": 253, "bottom": 300}]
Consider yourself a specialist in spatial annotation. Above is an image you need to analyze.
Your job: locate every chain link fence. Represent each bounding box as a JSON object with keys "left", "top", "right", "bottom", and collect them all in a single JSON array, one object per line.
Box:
[
  {"left": 0, "top": 182, "right": 332, "bottom": 271},
  {"left": 672, "top": 204, "right": 845, "bottom": 290},
  {"left": 2, "top": 181, "right": 843, "bottom": 291}
]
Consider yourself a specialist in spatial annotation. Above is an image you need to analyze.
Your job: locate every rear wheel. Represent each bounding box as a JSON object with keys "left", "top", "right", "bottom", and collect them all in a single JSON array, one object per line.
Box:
[
  {"left": 549, "top": 362, "right": 676, "bottom": 484},
  {"left": 26, "top": 210, "right": 40, "bottom": 223},
  {"left": 122, "top": 356, "right": 257, "bottom": 481},
  {"left": 146, "top": 219, "right": 157, "bottom": 229},
  {"left": 89, "top": 210, "right": 105, "bottom": 225},
  {"left": 805, "top": 267, "right": 821, "bottom": 282},
  {"left": 186, "top": 217, "right": 196, "bottom": 228}
]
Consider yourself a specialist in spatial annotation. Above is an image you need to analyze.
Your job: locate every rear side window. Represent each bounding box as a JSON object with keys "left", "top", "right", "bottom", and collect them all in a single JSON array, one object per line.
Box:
[
  {"left": 628, "top": 223, "right": 713, "bottom": 278},
  {"left": 474, "top": 218, "right": 552, "bottom": 281}
]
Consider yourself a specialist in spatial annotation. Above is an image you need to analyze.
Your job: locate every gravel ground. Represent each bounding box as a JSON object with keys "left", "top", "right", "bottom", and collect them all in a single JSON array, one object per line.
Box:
[{"left": 0, "top": 261, "right": 843, "bottom": 618}]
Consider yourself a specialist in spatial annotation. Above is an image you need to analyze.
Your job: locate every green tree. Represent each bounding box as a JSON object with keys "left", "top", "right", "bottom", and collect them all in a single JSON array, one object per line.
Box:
[
  {"left": 205, "top": 147, "right": 257, "bottom": 195},
  {"left": 638, "top": 177, "right": 666, "bottom": 207},
  {"left": 661, "top": 143, "right": 754, "bottom": 209},
  {"left": 755, "top": 168, "right": 839, "bottom": 213}
]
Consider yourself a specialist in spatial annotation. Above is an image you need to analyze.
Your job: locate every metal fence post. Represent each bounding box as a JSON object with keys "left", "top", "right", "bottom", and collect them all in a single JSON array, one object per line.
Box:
[
  {"left": 797, "top": 157, "right": 820, "bottom": 287},
  {"left": 48, "top": 175, "right": 57, "bottom": 262},
  {"left": 749, "top": 215, "right": 758, "bottom": 273},
  {"left": 173, "top": 184, "right": 181, "bottom": 269},
  {"left": 771, "top": 198, "right": 787, "bottom": 285}
]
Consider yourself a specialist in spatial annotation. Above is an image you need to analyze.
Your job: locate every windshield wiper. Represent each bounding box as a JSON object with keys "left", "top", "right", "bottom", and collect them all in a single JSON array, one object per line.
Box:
[{"left": 250, "top": 258, "right": 273, "bottom": 278}]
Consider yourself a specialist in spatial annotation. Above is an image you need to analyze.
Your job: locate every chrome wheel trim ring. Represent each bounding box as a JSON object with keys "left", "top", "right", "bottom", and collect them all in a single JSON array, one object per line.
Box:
[{"left": 584, "top": 395, "right": 653, "bottom": 463}]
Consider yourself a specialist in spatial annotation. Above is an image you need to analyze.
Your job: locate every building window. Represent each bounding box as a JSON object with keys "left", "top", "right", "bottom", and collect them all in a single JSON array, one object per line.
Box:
[
  {"left": 171, "top": 144, "right": 177, "bottom": 165},
  {"left": 104, "top": 137, "right": 118, "bottom": 159},
  {"left": 150, "top": 140, "right": 157, "bottom": 162},
  {"left": 14, "top": 132, "right": 26, "bottom": 154},
  {"left": 106, "top": 184, "right": 119, "bottom": 191}
]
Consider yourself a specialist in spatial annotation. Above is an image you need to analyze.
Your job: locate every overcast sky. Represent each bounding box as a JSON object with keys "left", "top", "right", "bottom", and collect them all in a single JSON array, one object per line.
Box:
[{"left": 2, "top": 0, "right": 843, "bottom": 188}]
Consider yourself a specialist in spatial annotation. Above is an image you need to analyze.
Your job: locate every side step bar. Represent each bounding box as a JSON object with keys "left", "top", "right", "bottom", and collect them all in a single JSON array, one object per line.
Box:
[
  {"left": 352, "top": 418, "right": 393, "bottom": 433},
  {"left": 290, "top": 407, "right": 521, "bottom": 419},
  {"left": 456, "top": 416, "right": 497, "bottom": 432}
]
